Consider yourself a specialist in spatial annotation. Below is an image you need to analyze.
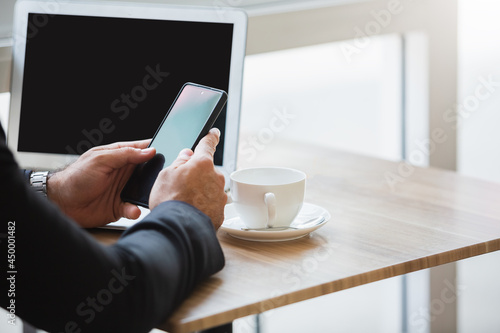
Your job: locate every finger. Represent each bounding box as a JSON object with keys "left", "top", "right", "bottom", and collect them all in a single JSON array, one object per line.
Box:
[
  {"left": 95, "top": 146, "right": 156, "bottom": 170},
  {"left": 169, "top": 148, "right": 194, "bottom": 169},
  {"left": 193, "top": 128, "right": 220, "bottom": 160},
  {"left": 120, "top": 202, "right": 142, "bottom": 220},
  {"left": 94, "top": 139, "right": 152, "bottom": 151}
]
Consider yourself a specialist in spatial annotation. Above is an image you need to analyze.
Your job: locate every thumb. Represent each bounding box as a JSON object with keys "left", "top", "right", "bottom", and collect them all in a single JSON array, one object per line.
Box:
[{"left": 169, "top": 148, "right": 194, "bottom": 169}]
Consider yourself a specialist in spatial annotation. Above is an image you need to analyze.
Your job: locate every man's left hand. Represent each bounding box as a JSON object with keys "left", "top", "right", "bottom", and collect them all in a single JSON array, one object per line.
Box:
[{"left": 47, "top": 140, "right": 155, "bottom": 228}]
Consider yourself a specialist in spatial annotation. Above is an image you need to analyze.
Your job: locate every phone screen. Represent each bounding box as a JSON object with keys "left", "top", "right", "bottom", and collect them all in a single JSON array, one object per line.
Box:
[
  {"left": 121, "top": 83, "right": 227, "bottom": 207},
  {"left": 151, "top": 84, "right": 224, "bottom": 166}
]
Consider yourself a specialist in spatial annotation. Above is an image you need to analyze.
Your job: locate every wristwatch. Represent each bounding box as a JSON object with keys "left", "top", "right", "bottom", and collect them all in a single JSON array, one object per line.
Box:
[{"left": 29, "top": 171, "right": 49, "bottom": 197}]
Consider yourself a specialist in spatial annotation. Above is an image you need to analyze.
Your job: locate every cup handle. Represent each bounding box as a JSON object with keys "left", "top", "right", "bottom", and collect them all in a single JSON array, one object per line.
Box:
[{"left": 264, "top": 192, "right": 277, "bottom": 228}]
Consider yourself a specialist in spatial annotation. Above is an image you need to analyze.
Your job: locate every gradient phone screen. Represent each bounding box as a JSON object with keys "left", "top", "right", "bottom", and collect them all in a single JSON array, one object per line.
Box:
[{"left": 151, "top": 84, "right": 223, "bottom": 166}]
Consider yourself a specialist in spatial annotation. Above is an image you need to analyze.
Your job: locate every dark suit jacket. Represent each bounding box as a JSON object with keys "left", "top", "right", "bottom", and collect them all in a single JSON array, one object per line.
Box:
[{"left": 0, "top": 125, "right": 224, "bottom": 332}]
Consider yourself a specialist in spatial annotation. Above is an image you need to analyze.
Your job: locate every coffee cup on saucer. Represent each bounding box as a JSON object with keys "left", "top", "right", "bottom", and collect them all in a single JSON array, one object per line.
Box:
[{"left": 229, "top": 167, "right": 306, "bottom": 230}]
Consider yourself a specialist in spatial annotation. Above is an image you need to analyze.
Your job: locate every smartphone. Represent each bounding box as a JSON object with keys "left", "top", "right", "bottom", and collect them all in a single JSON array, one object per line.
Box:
[{"left": 121, "top": 82, "right": 228, "bottom": 208}]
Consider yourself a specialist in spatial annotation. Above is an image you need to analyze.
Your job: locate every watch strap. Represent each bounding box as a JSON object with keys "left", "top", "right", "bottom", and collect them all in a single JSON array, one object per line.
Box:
[{"left": 30, "top": 171, "right": 49, "bottom": 197}]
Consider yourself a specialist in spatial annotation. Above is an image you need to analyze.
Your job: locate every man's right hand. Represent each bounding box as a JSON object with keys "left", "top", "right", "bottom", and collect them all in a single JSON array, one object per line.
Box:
[{"left": 149, "top": 128, "right": 227, "bottom": 230}]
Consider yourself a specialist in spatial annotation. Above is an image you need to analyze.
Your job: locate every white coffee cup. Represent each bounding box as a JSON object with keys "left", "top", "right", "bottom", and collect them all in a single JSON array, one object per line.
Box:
[{"left": 229, "top": 167, "right": 306, "bottom": 229}]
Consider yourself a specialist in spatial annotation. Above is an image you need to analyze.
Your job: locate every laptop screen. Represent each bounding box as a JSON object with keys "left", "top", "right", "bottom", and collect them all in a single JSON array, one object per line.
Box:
[{"left": 17, "top": 13, "right": 233, "bottom": 166}]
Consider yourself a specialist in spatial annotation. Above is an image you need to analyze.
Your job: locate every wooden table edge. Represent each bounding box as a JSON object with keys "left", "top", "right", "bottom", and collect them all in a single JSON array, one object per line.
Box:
[{"left": 161, "top": 238, "right": 500, "bottom": 333}]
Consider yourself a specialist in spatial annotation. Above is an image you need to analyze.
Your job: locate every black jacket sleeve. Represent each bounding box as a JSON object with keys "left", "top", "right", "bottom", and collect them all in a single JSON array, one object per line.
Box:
[{"left": 0, "top": 125, "right": 225, "bottom": 333}]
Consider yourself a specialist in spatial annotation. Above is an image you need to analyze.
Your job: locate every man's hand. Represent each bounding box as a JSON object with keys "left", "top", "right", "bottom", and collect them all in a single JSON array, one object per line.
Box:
[
  {"left": 48, "top": 140, "right": 156, "bottom": 228},
  {"left": 149, "top": 128, "right": 227, "bottom": 230}
]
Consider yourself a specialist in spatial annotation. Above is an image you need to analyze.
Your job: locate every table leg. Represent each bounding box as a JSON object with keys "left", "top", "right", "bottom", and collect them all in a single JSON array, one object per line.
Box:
[
  {"left": 430, "top": 263, "right": 457, "bottom": 333},
  {"left": 200, "top": 322, "right": 233, "bottom": 333}
]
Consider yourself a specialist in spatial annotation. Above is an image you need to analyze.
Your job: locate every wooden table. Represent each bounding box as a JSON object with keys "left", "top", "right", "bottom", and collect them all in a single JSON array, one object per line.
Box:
[{"left": 91, "top": 139, "right": 500, "bottom": 332}]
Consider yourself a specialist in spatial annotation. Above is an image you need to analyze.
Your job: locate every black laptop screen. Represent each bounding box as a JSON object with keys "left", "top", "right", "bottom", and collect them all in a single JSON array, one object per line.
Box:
[{"left": 18, "top": 13, "right": 234, "bottom": 165}]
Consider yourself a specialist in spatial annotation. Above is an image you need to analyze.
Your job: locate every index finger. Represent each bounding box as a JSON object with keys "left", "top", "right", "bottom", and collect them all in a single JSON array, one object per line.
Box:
[
  {"left": 94, "top": 139, "right": 152, "bottom": 151},
  {"left": 193, "top": 128, "right": 220, "bottom": 160}
]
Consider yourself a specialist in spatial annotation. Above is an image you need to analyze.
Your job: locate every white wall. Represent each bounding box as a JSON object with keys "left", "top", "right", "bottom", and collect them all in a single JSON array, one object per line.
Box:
[
  {"left": 457, "top": 1, "right": 500, "bottom": 332},
  {"left": 240, "top": 34, "right": 402, "bottom": 163},
  {"left": 0, "top": 92, "right": 9, "bottom": 131},
  {"left": 457, "top": 0, "right": 500, "bottom": 184},
  {"left": 0, "top": 0, "right": 16, "bottom": 39}
]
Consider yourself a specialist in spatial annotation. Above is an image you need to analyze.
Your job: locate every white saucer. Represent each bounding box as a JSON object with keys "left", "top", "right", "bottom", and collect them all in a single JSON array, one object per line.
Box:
[{"left": 221, "top": 203, "right": 331, "bottom": 242}]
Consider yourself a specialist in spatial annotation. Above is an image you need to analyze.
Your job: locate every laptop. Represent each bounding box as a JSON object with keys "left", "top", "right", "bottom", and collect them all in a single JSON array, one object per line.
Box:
[{"left": 8, "top": 0, "right": 247, "bottom": 228}]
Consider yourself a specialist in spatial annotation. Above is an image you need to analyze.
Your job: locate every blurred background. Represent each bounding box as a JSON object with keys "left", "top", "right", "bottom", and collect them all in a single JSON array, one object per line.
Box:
[{"left": 0, "top": 0, "right": 499, "bottom": 332}]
